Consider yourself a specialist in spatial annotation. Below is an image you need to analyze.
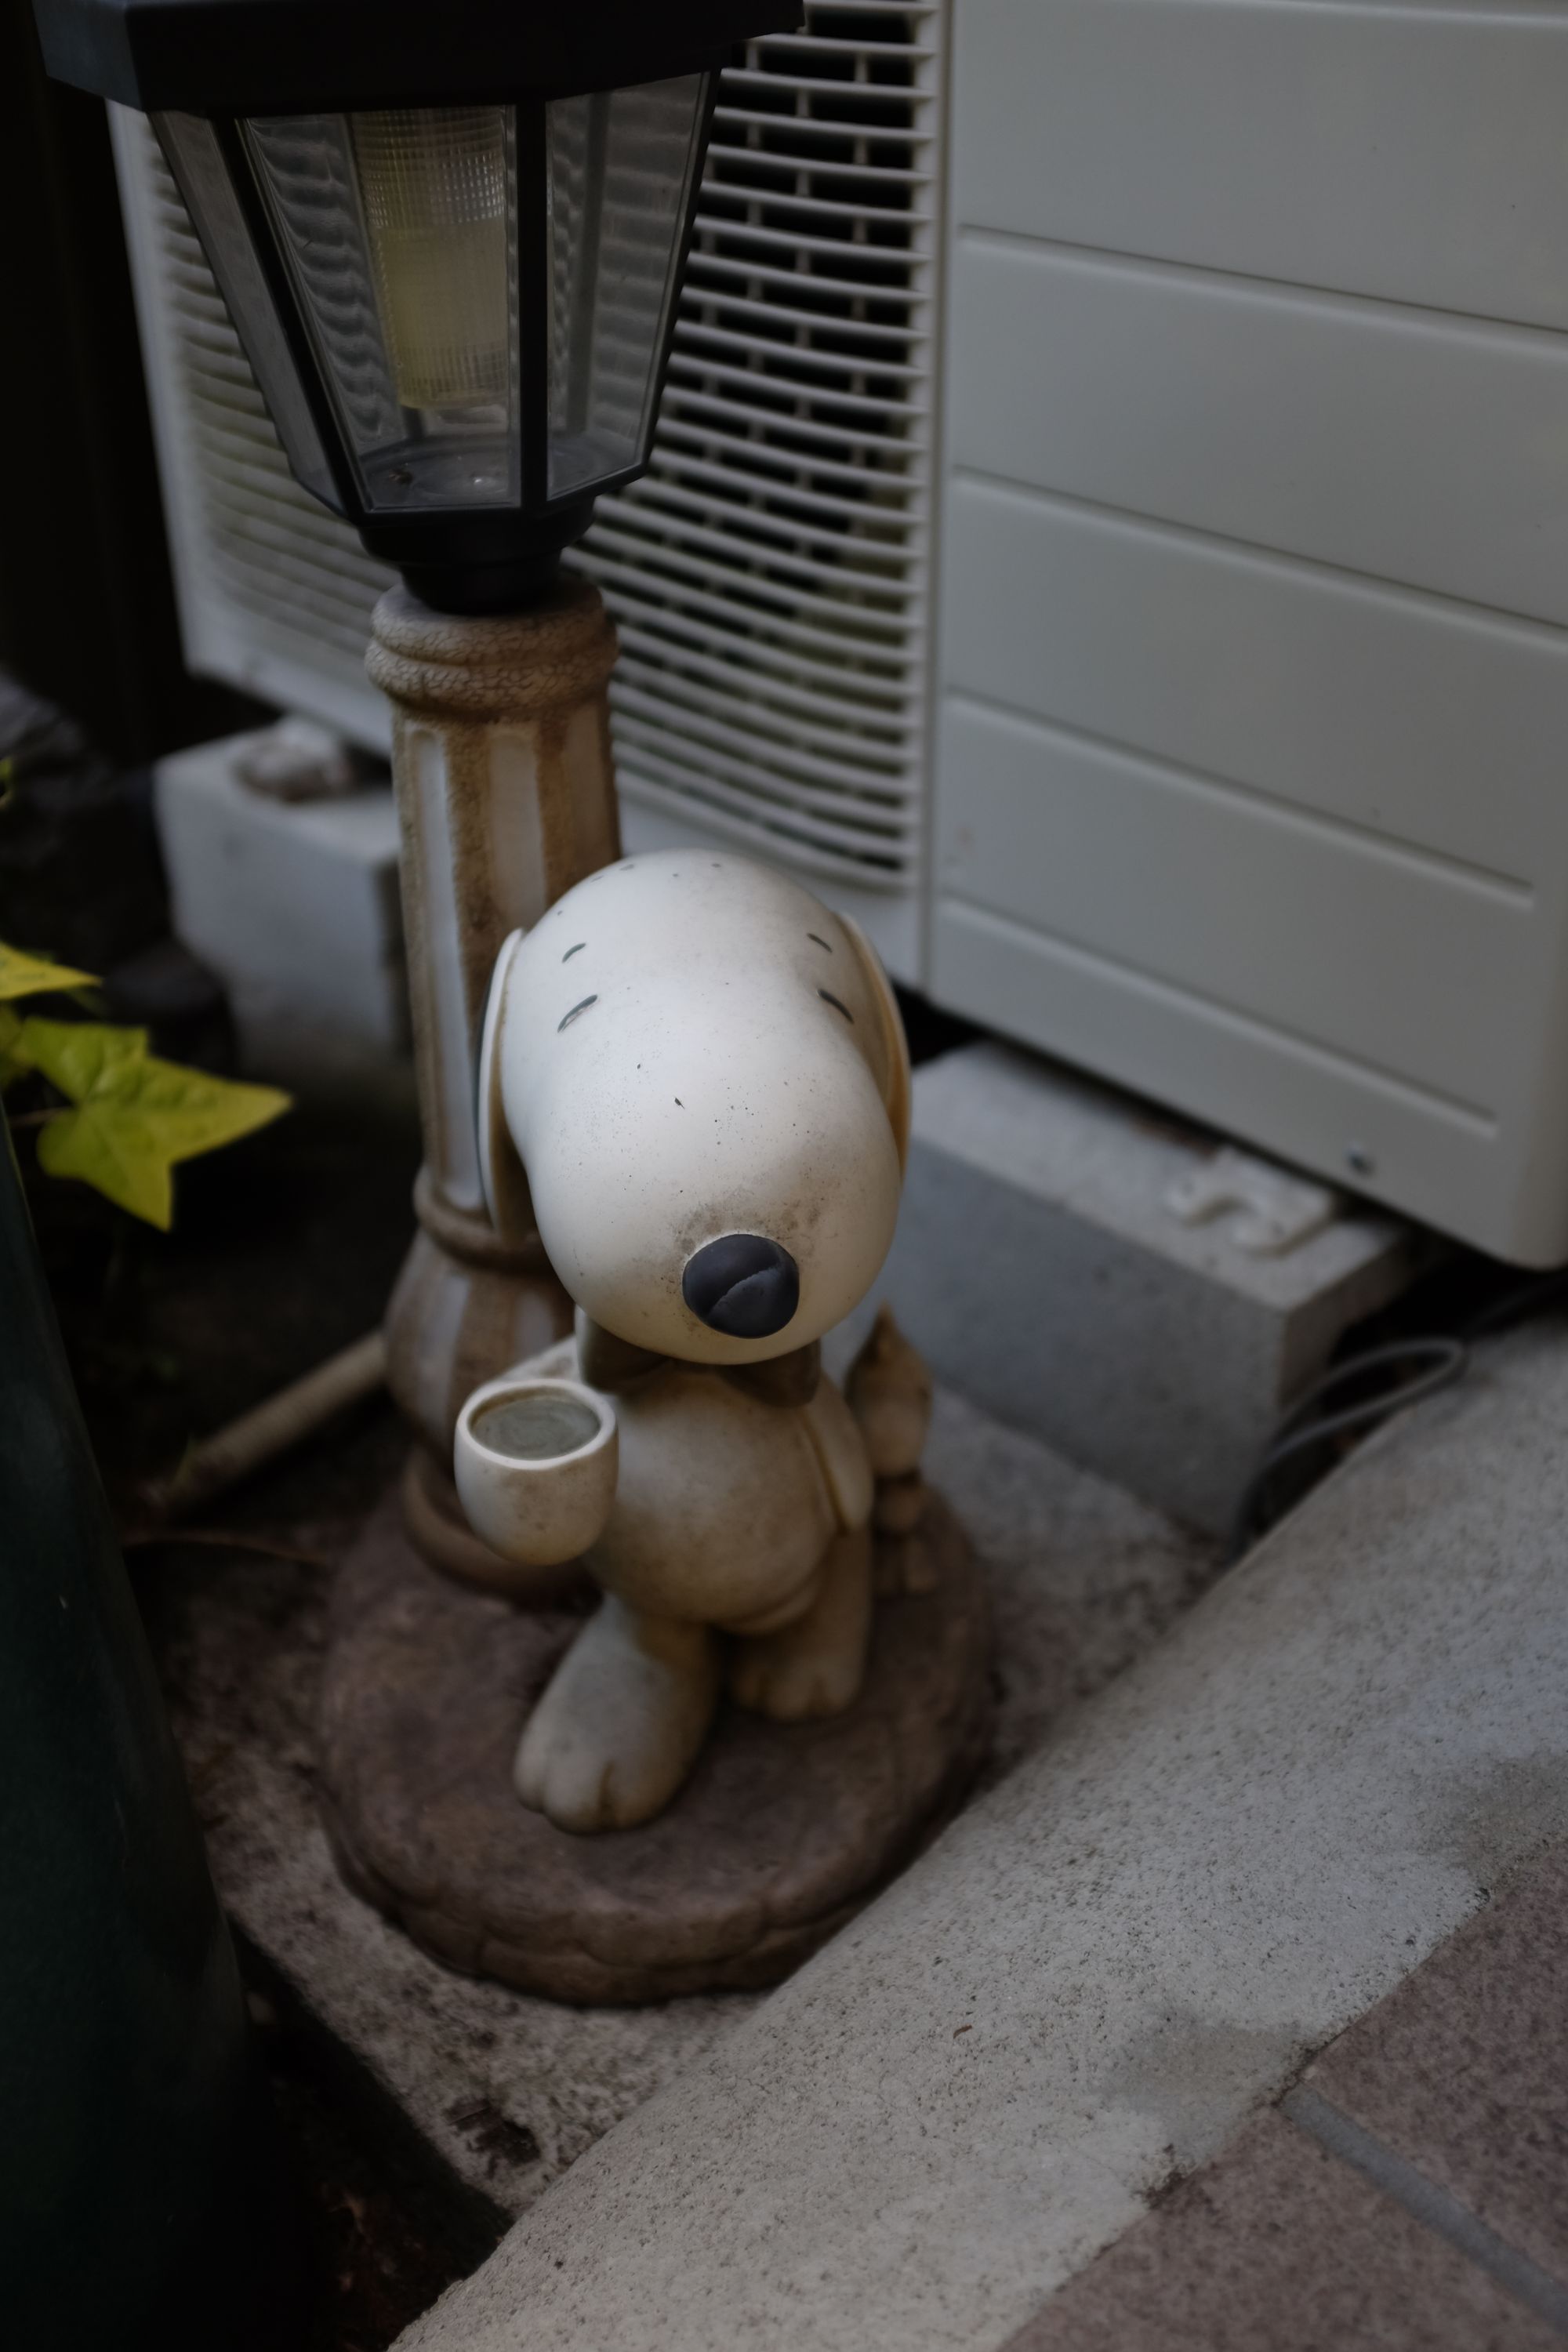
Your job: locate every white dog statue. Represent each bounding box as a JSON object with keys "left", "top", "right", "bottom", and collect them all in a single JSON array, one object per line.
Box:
[{"left": 451, "top": 851, "right": 933, "bottom": 1833}]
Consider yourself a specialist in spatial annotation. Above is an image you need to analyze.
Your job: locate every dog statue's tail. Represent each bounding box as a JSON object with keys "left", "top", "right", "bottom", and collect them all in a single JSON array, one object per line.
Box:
[{"left": 846, "top": 1307, "right": 938, "bottom": 1594}]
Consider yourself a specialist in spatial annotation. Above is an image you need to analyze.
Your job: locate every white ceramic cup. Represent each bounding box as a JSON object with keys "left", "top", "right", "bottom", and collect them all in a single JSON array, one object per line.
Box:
[{"left": 453, "top": 1374, "right": 618, "bottom": 1570}]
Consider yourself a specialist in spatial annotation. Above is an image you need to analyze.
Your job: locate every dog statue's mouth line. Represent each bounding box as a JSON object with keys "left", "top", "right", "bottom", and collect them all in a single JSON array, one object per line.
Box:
[{"left": 706, "top": 1269, "right": 795, "bottom": 1338}]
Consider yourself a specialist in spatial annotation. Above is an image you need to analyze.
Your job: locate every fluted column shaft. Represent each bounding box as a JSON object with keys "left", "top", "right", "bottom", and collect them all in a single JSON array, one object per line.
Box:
[{"left": 368, "top": 577, "right": 621, "bottom": 1486}]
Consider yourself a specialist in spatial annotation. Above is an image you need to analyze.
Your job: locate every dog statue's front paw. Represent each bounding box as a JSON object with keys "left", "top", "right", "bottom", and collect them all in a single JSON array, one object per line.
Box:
[{"left": 515, "top": 1598, "right": 719, "bottom": 1833}]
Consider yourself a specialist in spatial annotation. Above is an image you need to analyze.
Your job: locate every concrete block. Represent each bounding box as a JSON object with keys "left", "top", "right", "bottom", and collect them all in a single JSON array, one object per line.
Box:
[
  {"left": 880, "top": 1040, "right": 1424, "bottom": 1534},
  {"left": 154, "top": 732, "right": 408, "bottom": 1094}
]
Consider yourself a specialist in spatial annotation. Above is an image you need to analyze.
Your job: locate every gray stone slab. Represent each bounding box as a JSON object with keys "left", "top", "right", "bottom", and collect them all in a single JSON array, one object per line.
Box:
[
  {"left": 1305, "top": 1840, "right": 1568, "bottom": 2287},
  {"left": 880, "top": 1040, "right": 1421, "bottom": 1533},
  {"left": 1001, "top": 2110, "right": 1560, "bottom": 2352},
  {"left": 1281, "top": 2088, "right": 1568, "bottom": 2334},
  {"left": 159, "top": 1391, "right": 1213, "bottom": 2220},
  {"left": 393, "top": 1323, "right": 1568, "bottom": 2352}
]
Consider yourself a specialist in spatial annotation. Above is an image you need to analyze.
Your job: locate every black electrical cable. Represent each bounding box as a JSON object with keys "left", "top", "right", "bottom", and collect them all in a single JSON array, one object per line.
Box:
[
  {"left": 1228, "top": 1337, "right": 1468, "bottom": 1563},
  {"left": 1228, "top": 1262, "right": 1568, "bottom": 1563},
  {"left": 1460, "top": 1266, "right": 1568, "bottom": 1341}
]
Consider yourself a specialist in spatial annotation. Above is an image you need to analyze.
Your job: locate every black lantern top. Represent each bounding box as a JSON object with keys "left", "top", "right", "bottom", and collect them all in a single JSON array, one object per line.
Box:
[
  {"left": 34, "top": 0, "right": 803, "bottom": 612},
  {"left": 35, "top": 0, "right": 799, "bottom": 116}
]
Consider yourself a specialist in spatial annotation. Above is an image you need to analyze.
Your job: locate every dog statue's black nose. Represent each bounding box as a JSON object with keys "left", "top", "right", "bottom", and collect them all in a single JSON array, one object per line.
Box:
[{"left": 682, "top": 1233, "right": 800, "bottom": 1339}]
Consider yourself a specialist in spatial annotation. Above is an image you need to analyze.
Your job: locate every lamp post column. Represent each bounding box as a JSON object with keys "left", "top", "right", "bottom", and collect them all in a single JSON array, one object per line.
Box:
[{"left": 368, "top": 575, "right": 621, "bottom": 1573}]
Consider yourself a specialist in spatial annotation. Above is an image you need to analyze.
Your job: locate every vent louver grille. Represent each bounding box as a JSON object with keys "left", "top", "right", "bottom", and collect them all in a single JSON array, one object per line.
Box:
[
  {"left": 113, "top": 2, "right": 943, "bottom": 894},
  {"left": 572, "top": 2, "right": 942, "bottom": 891},
  {"left": 115, "top": 111, "right": 394, "bottom": 717}
]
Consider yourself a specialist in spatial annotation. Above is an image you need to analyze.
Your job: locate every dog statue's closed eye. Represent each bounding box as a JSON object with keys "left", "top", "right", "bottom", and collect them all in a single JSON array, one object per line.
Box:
[{"left": 452, "top": 851, "right": 933, "bottom": 1834}]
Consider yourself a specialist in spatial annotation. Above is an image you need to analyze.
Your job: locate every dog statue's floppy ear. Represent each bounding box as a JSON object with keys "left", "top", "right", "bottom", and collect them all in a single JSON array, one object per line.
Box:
[
  {"left": 837, "top": 913, "right": 911, "bottom": 1172},
  {"left": 477, "top": 927, "right": 535, "bottom": 1243}
]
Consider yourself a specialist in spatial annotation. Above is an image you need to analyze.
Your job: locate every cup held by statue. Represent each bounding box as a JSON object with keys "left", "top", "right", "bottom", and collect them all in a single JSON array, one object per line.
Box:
[{"left": 454, "top": 1375, "right": 617, "bottom": 1570}]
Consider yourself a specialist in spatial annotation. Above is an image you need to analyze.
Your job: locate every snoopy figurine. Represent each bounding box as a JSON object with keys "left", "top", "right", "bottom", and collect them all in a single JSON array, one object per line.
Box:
[{"left": 452, "top": 851, "right": 933, "bottom": 1835}]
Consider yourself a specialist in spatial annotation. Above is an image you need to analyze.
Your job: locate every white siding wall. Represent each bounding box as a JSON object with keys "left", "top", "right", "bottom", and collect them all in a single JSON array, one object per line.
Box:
[{"left": 932, "top": 0, "right": 1568, "bottom": 1263}]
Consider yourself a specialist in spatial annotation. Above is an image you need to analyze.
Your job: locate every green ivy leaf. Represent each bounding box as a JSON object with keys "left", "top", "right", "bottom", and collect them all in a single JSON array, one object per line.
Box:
[
  {"left": 24, "top": 1018, "right": 290, "bottom": 1229},
  {"left": 0, "top": 940, "right": 100, "bottom": 1000}
]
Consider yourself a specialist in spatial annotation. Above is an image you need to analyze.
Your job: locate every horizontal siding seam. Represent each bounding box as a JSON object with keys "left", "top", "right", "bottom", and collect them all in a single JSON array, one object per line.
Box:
[
  {"left": 954, "top": 221, "right": 1568, "bottom": 350},
  {"left": 949, "top": 466, "right": 1568, "bottom": 647},
  {"left": 937, "top": 894, "right": 1503, "bottom": 1136},
  {"left": 941, "top": 690, "right": 1539, "bottom": 905}
]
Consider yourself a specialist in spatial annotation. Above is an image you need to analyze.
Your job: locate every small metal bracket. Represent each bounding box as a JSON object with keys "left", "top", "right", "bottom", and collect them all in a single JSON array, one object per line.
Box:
[{"left": 1164, "top": 1145, "right": 1342, "bottom": 1258}]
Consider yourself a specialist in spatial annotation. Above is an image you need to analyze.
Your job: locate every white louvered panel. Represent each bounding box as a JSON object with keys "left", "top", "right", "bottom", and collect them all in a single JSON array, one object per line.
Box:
[
  {"left": 109, "top": 107, "right": 394, "bottom": 748},
  {"left": 568, "top": 2, "right": 945, "bottom": 937}
]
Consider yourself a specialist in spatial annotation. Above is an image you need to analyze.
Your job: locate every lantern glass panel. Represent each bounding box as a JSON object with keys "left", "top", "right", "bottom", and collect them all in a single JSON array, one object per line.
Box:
[
  {"left": 153, "top": 110, "right": 338, "bottom": 506},
  {"left": 546, "top": 73, "right": 707, "bottom": 500},
  {"left": 245, "top": 107, "right": 521, "bottom": 513}
]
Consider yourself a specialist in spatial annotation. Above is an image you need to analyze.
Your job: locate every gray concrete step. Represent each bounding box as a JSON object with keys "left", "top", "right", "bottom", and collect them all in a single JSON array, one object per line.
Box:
[{"left": 391, "top": 1321, "right": 1568, "bottom": 2352}]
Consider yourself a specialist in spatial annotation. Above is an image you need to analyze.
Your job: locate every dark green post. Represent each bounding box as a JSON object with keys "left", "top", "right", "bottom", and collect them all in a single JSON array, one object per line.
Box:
[{"left": 0, "top": 1116, "right": 299, "bottom": 2348}]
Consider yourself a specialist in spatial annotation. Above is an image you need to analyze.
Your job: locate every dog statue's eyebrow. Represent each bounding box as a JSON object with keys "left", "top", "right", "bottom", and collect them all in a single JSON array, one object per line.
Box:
[
  {"left": 558, "top": 995, "right": 598, "bottom": 1032},
  {"left": 562, "top": 942, "right": 587, "bottom": 962},
  {"left": 808, "top": 932, "right": 833, "bottom": 953},
  {"left": 818, "top": 989, "right": 854, "bottom": 1024}
]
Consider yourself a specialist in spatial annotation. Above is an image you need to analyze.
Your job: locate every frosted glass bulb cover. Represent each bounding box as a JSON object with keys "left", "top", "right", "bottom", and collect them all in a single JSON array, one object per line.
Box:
[{"left": 354, "top": 110, "right": 512, "bottom": 414}]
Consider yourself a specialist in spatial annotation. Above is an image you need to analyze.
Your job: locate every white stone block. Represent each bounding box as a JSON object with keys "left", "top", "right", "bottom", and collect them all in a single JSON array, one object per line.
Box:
[
  {"left": 154, "top": 732, "right": 408, "bottom": 1092},
  {"left": 877, "top": 1040, "right": 1425, "bottom": 1534}
]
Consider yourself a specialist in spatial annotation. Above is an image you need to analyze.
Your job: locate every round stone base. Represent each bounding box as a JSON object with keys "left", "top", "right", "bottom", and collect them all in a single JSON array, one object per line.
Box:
[{"left": 318, "top": 1483, "right": 991, "bottom": 2004}]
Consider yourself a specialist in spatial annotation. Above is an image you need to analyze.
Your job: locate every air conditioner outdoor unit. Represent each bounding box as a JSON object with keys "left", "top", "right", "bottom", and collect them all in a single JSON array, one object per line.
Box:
[
  {"left": 112, "top": 0, "right": 1568, "bottom": 1266},
  {"left": 110, "top": 2, "right": 942, "bottom": 982}
]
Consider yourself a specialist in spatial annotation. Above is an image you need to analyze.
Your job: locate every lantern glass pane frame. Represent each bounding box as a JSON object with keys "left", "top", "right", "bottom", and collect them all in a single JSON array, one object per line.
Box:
[
  {"left": 154, "top": 72, "right": 714, "bottom": 544},
  {"left": 546, "top": 73, "right": 710, "bottom": 500},
  {"left": 152, "top": 108, "right": 341, "bottom": 506}
]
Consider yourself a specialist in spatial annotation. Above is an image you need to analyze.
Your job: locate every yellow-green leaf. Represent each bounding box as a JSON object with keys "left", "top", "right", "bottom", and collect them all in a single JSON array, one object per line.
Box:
[
  {"left": 24, "top": 1018, "right": 289, "bottom": 1229},
  {"left": 0, "top": 940, "right": 100, "bottom": 1000},
  {"left": 0, "top": 1004, "right": 31, "bottom": 1090},
  {"left": 20, "top": 1018, "right": 147, "bottom": 1102}
]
